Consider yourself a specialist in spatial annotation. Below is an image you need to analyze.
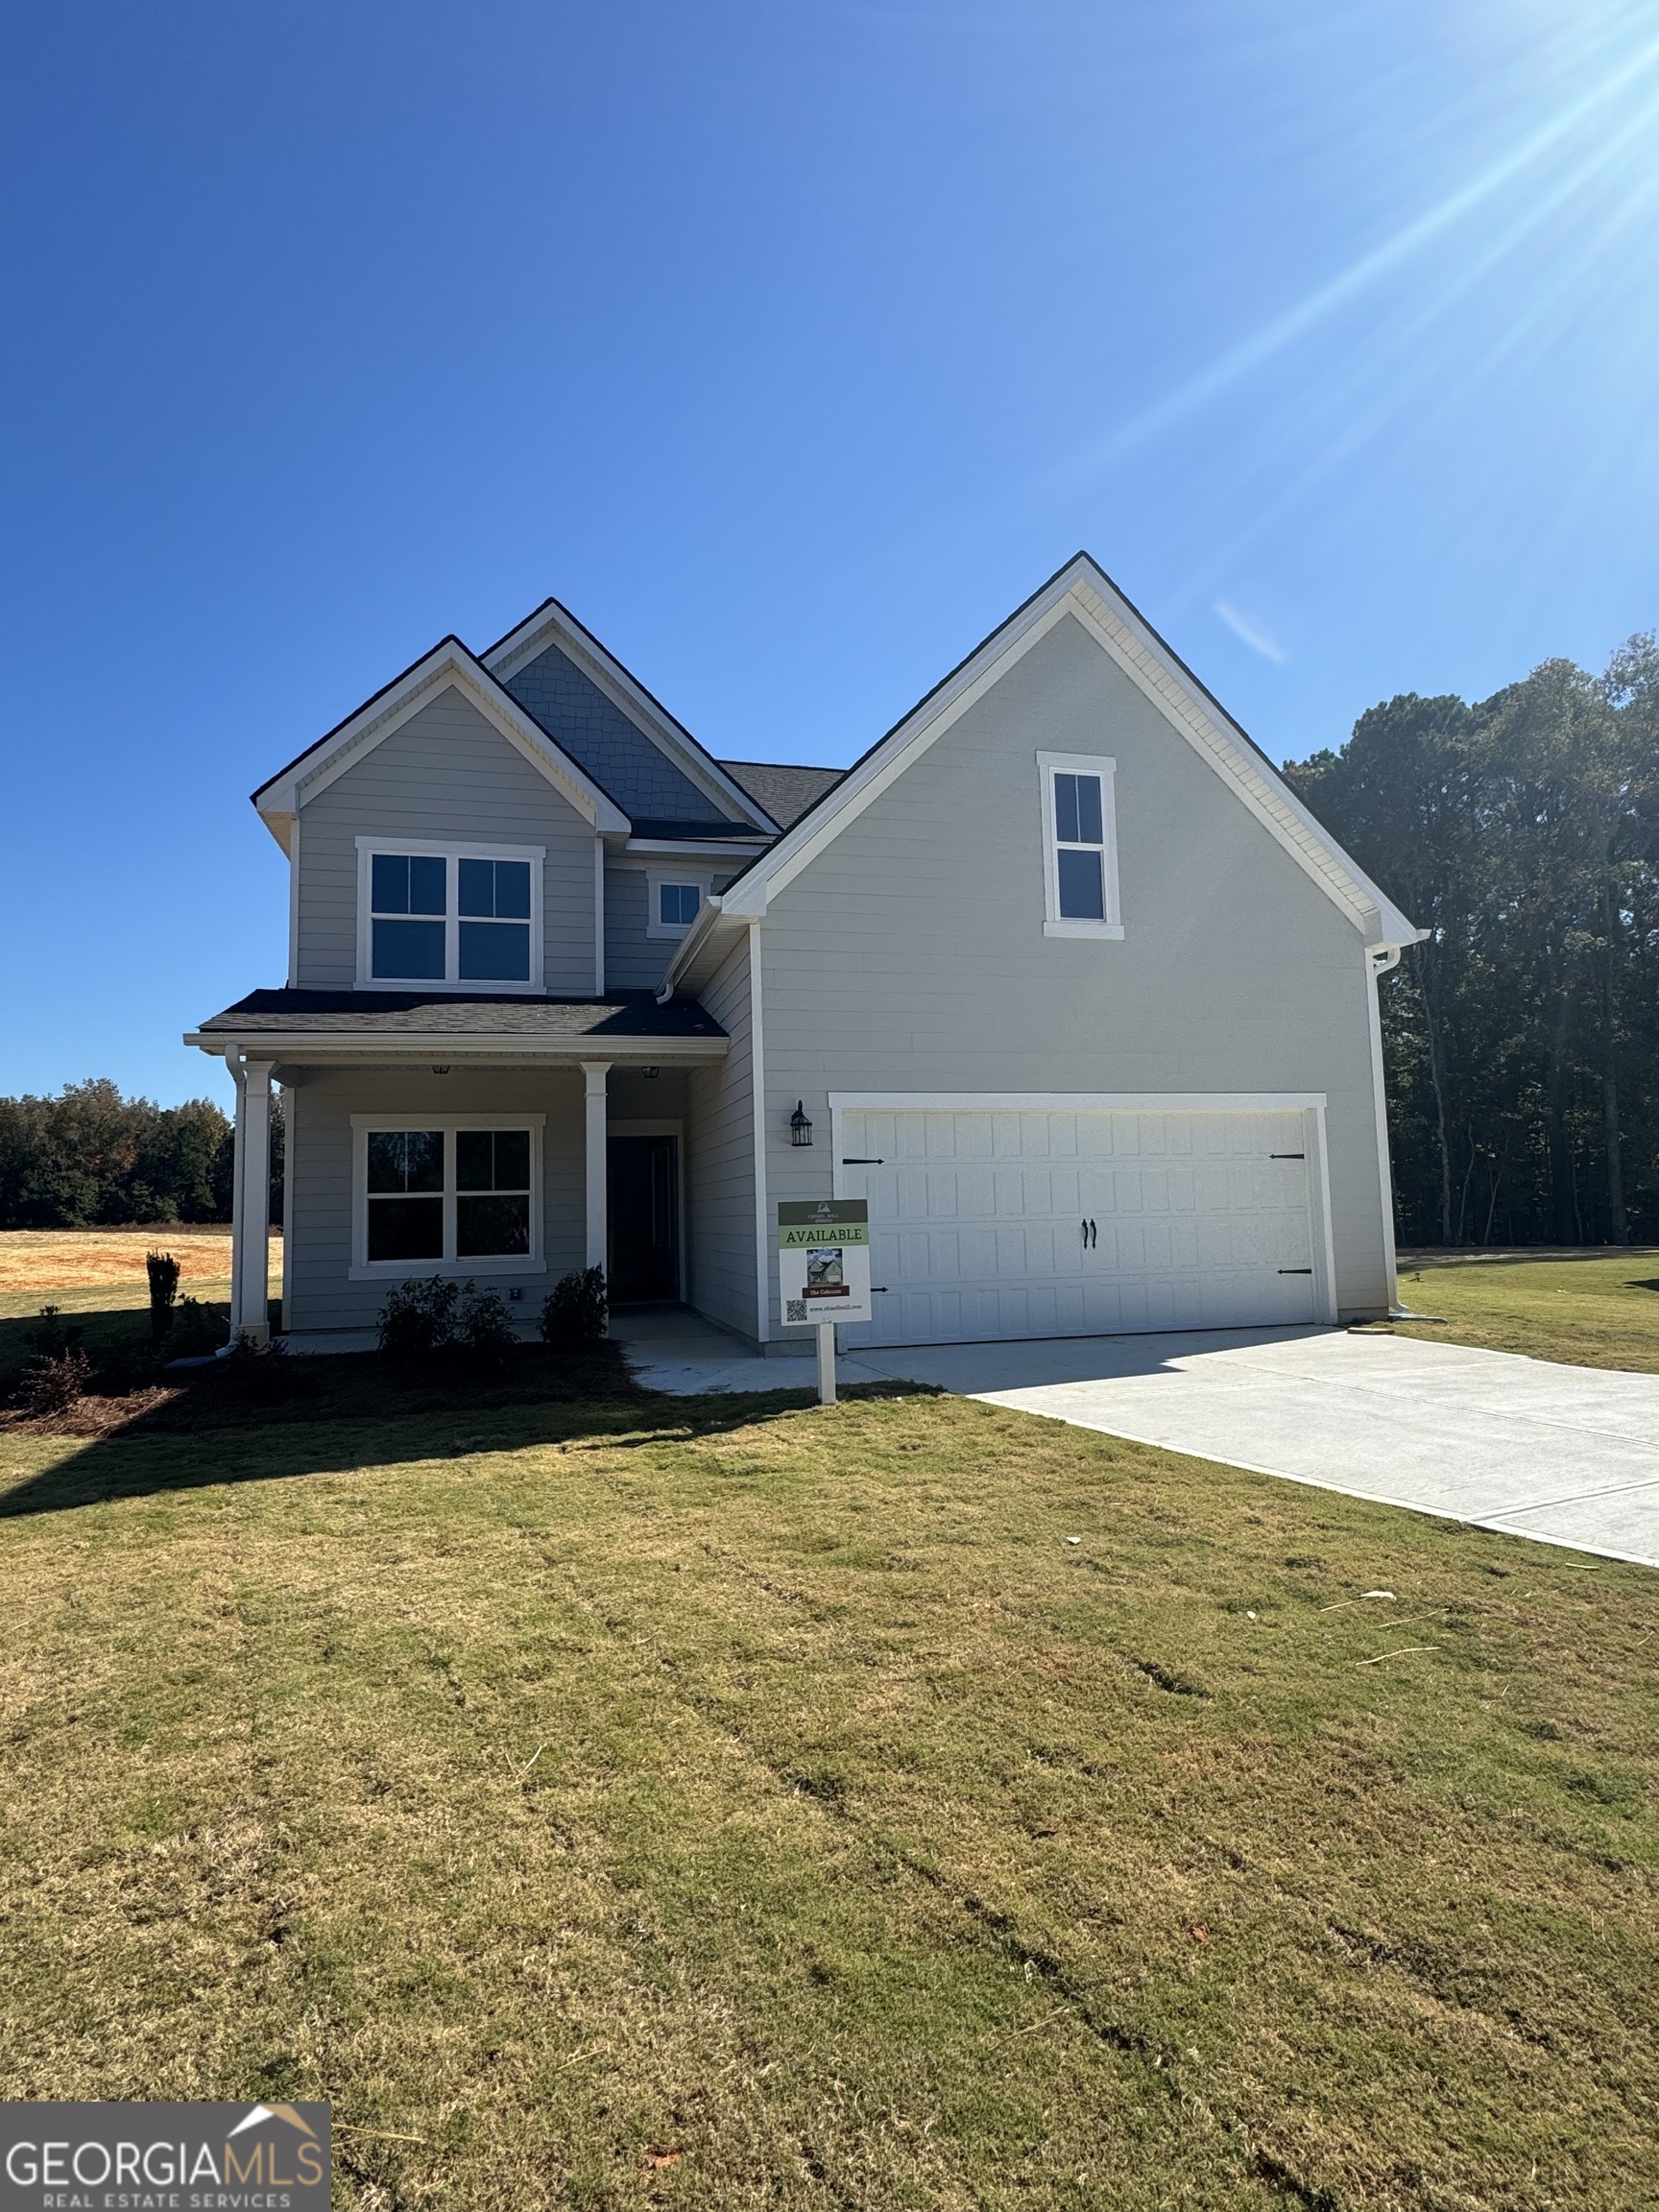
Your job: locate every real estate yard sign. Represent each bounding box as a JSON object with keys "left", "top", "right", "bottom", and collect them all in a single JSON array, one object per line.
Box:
[{"left": 778, "top": 1199, "right": 871, "bottom": 1327}]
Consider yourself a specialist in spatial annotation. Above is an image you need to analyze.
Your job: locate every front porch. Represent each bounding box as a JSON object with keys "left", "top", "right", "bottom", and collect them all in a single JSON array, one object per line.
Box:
[{"left": 186, "top": 990, "right": 730, "bottom": 1348}]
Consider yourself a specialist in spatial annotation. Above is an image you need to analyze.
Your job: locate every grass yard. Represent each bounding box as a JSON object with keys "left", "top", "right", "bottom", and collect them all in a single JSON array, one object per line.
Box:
[
  {"left": 0, "top": 1225, "right": 269, "bottom": 1307},
  {"left": 1, "top": 1380, "right": 1654, "bottom": 2209},
  {"left": 1383, "top": 1248, "right": 1659, "bottom": 1374}
]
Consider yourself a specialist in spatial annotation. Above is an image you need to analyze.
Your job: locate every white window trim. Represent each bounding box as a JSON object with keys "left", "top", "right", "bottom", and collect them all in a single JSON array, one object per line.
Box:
[
  {"left": 645, "top": 867, "right": 714, "bottom": 942},
  {"left": 1037, "top": 752, "right": 1122, "bottom": 940},
  {"left": 349, "top": 1113, "right": 545, "bottom": 1279},
  {"left": 354, "top": 837, "right": 546, "bottom": 992}
]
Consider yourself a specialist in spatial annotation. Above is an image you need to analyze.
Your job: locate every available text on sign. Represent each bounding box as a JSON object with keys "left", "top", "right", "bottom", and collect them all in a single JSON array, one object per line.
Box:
[{"left": 777, "top": 1199, "right": 872, "bottom": 1328}]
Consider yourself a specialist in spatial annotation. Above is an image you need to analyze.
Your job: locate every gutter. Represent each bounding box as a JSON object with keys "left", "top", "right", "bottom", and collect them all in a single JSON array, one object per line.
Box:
[{"left": 184, "top": 1031, "right": 729, "bottom": 1062}]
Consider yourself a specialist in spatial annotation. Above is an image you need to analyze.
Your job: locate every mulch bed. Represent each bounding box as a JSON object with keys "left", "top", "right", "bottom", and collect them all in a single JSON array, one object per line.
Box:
[{"left": 0, "top": 1339, "right": 640, "bottom": 1441}]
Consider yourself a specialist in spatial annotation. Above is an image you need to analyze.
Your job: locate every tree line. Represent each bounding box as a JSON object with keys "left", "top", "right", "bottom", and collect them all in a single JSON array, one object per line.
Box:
[
  {"left": 0, "top": 1079, "right": 283, "bottom": 1230},
  {"left": 1286, "top": 632, "right": 1659, "bottom": 1247}
]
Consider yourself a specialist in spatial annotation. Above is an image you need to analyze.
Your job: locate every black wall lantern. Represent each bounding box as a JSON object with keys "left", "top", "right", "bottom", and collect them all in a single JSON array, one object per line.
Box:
[{"left": 790, "top": 1100, "right": 813, "bottom": 1147}]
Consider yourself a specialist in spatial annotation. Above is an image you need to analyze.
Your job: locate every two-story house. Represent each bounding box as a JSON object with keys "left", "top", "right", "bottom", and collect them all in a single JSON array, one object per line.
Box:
[{"left": 188, "top": 554, "right": 1419, "bottom": 1353}]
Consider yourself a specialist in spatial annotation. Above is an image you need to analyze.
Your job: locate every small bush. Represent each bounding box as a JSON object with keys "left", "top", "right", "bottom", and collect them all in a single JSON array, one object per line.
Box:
[
  {"left": 456, "top": 1284, "right": 518, "bottom": 1369},
  {"left": 377, "top": 1277, "right": 461, "bottom": 1360},
  {"left": 16, "top": 1348, "right": 94, "bottom": 1416},
  {"left": 169, "top": 1298, "right": 228, "bottom": 1358},
  {"left": 539, "top": 1266, "right": 608, "bottom": 1353},
  {"left": 225, "top": 1333, "right": 304, "bottom": 1400},
  {"left": 146, "top": 1250, "right": 182, "bottom": 1342},
  {"left": 26, "top": 1305, "right": 84, "bottom": 1360}
]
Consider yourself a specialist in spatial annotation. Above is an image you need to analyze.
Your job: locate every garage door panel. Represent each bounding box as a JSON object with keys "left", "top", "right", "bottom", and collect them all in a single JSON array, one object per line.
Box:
[{"left": 842, "top": 1102, "right": 1321, "bottom": 1348}]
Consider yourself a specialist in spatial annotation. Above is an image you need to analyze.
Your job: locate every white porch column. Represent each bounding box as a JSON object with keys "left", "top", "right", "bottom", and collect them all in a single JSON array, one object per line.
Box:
[
  {"left": 226, "top": 1053, "right": 248, "bottom": 1334},
  {"left": 581, "top": 1060, "right": 610, "bottom": 1274},
  {"left": 230, "top": 1057, "right": 276, "bottom": 1345}
]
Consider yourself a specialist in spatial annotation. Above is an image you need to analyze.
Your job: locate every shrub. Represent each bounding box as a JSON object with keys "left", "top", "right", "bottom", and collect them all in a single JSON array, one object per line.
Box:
[
  {"left": 25, "top": 1305, "right": 84, "bottom": 1359},
  {"left": 224, "top": 1333, "right": 303, "bottom": 1399},
  {"left": 146, "top": 1250, "right": 181, "bottom": 1342},
  {"left": 377, "top": 1277, "right": 461, "bottom": 1360},
  {"left": 539, "top": 1266, "right": 608, "bottom": 1353},
  {"left": 456, "top": 1284, "right": 518, "bottom": 1368},
  {"left": 16, "top": 1348, "right": 94, "bottom": 1416},
  {"left": 169, "top": 1297, "right": 228, "bottom": 1358}
]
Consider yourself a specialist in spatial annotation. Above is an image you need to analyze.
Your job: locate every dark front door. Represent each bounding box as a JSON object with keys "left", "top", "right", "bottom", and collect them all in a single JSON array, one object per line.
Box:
[{"left": 608, "top": 1134, "right": 681, "bottom": 1303}]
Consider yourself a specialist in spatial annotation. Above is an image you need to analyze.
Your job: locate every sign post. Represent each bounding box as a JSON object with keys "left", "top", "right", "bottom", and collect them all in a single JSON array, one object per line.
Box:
[{"left": 778, "top": 1198, "right": 871, "bottom": 1407}]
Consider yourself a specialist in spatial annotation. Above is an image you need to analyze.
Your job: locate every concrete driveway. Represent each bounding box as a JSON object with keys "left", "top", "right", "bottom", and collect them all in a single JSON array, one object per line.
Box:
[{"left": 619, "top": 1312, "right": 1659, "bottom": 1568}]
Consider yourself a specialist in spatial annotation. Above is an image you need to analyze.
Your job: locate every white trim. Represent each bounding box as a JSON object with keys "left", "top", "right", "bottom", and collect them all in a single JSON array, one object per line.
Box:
[
  {"left": 349, "top": 1112, "right": 545, "bottom": 1280},
  {"left": 714, "top": 556, "right": 1418, "bottom": 950},
  {"left": 581, "top": 1063, "right": 609, "bottom": 1270},
  {"left": 286, "top": 814, "right": 301, "bottom": 986},
  {"left": 227, "top": 1053, "right": 247, "bottom": 1328},
  {"left": 278, "top": 1080, "right": 294, "bottom": 1332},
  {"left": 187, "top": 1030, "right": 728, "bottom": 1064},
  {"left": 1037, "top": 750, "right": 1121, "bottom": 938},
  {"left": 481, "top": 599, "right": 778, "bottom": 833},
  {"left": 828, "top": 1090, "right": 1329, "bottom": 1113},
  {"left": 749, "top": 921, "right": 770, "bottom": 1342},
  {"left": 623, "top": 837, "right": 769, "bottom": 860},
  {"left": 645, "top": 868, "right": 714, "bottom": 941},
  {"left": 354, "top": 837, "right": 545, "bottom": 993},
  {"left": 252, "top": 643, "right": 632, "bottom": 837},
  {"left": 1366, "top": 945, "right": 1403, "bottom": 1310},
  {"left": 593, "top": 838, "right": 606, "bottom": 997},
  {"left": 828, "top": 1090, "right": 1338, "bottom": 1328},
  {"left": 230, "top": 1056, "right": 276, "bottom": 1342}
]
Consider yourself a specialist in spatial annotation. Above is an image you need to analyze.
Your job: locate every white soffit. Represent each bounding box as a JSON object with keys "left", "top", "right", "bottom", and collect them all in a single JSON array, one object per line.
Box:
[
  {"left": 482, "top": 597, "right": 779, "bottom": 834},
  {"left": 252, "top": 641, "right": 632, "bottom": 836},
  {"left": 719, "top": 555, "right": 1418, "bottom": 949}
]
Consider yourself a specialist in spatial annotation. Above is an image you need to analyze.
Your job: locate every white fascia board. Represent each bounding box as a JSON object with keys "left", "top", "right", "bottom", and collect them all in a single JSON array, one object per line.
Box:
[
  {"left": 620, "top": 836, "right": 771, "bottom": 860},
  {"left": 829, "top": 1090, "right": 1328, "bottom": 1114},
  {"left": 188, "top": 1031, "right": 728, "bottom": 1063},
  {"left": 482, "top": 600, "right": 780, "bottom": 834},
  {"left": 729, "top": 555, "right": 1420, "bottom": 949},
  {"left": 1060, "top": 570, "right": 1420, "bottom": 948},
  {"left": 253, "top": 643, "right": 632, "bottom": 835}
]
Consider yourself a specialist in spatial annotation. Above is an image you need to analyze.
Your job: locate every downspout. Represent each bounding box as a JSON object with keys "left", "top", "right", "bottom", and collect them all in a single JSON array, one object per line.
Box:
[{"left": 1365, "top": 942, "right": 1407, "bottom": 1317}]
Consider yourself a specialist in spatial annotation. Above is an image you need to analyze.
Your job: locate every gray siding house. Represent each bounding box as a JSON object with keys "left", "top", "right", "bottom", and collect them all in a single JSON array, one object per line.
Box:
[{"left": 189, "top": 556, "right": 1419, "bottom": 1351}]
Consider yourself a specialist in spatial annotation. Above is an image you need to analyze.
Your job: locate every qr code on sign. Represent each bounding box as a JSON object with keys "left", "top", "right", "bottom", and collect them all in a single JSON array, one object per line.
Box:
[{"left": 786, "top": 1300, "right": 807, "bottom": 1323}]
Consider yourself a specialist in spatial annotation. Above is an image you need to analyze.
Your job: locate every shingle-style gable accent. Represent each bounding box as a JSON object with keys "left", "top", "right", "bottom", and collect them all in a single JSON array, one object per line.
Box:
[{"left": 502, "top": 641, "right": 721, "bottom": 823}]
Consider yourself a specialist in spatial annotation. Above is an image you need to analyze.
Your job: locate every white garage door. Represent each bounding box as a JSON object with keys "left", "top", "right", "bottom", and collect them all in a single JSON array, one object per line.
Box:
[{"left": 835, "top": 1101, "right": 1325, "bottom": 1348}]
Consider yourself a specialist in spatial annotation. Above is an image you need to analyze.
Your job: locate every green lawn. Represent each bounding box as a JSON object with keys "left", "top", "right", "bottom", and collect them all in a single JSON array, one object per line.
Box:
[
  {"left": 1, "top": 1382, "right": 1654, "bottom": 2208},
  {"left": 1385, "top": 1249, "right": 1659, "bottom": 1373}
]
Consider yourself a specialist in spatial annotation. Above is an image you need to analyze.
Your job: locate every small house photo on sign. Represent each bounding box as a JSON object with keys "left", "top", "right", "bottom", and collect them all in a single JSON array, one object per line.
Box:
[{"left": 777, "top": 1198, "right": 873, "bottom": 1326}]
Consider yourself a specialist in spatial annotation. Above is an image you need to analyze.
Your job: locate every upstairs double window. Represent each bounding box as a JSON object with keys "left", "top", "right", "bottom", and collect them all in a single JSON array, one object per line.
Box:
[
  {"left": 1037, "top": 753, "right": 1122, "bottom": 940},
  {"left": 357, "top": 840, "right": 543, "bottom": 989}
]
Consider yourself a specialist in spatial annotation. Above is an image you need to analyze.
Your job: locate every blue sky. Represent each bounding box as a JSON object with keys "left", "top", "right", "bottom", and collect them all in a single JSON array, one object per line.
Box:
[{"left": 4, "top": 0, "right": 1656, "bottom": 1106}]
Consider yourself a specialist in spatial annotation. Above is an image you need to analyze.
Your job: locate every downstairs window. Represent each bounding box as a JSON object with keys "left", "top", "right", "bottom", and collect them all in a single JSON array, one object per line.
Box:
[{"left": 354, "top": 1117, "right": 542, "bottom": 1274}]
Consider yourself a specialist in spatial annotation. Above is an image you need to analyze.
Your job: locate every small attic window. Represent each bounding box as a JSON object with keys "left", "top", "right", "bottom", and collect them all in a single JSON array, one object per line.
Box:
[{"left": 646, "top": 870, "right": 712, "bottom": 941}]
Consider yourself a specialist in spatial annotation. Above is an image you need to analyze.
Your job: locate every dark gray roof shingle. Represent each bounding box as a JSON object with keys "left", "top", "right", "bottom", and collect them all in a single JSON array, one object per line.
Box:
[
  {"left": 196, "top": 990, "right": 724, "bottom": 1040},
  {"left": 717, "top": 759, "right": 845, "bottom": 830}
]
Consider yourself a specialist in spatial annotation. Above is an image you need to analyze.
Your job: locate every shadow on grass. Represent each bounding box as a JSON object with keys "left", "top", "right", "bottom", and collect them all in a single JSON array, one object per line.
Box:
[{"left": 0, "top": 1354, "right": 936, "bottom": 1522}]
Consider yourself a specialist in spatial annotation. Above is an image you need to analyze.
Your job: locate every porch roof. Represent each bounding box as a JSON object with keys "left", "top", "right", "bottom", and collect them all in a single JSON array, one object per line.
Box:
[{"left": 186, "top": 988, "right": 728, "bottom": 1062}]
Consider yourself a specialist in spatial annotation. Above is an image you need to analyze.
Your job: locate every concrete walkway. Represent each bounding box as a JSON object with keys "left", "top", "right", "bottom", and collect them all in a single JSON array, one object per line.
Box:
[{"left": 613, "top": 1312, "right": 1659, "bottom": 1570}]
